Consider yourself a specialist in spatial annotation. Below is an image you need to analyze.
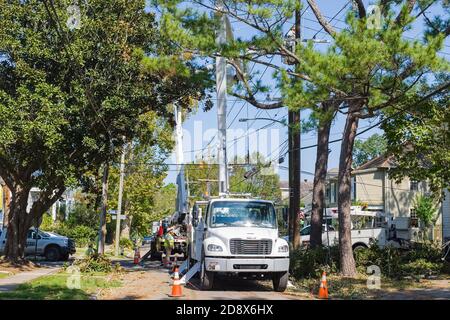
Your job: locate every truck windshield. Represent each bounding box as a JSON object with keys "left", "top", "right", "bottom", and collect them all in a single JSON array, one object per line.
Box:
[{"left": 209, "top": 201, "right": 276, "bottom": 228}]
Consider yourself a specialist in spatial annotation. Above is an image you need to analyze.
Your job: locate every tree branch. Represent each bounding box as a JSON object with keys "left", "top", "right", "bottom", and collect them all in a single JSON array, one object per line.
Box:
[
  {"left": 353, "top": 0, "right": 366, "bottom": 18},
  {"left": 306, "top": 0, "right": 337, "bottom": 37}
]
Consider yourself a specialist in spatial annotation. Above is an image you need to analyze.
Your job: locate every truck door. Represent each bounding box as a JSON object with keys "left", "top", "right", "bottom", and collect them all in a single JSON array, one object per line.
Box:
[
  {"left": 192, "top": 207, "right": 205, "bottom": 261},
  {"left": 25, "top": 230, "right": 38, "bottom": 255}
]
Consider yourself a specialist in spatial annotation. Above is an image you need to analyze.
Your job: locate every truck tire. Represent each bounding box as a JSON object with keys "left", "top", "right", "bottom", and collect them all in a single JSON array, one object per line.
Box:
[
  {"left": 272, "top": 271, "right": 288, "bottom": 292},
  {"left": 45, "top": 245, "right": 61, "bottom": 261},
  {"left": 200, "top": 250, "right": 214, "bottom": 290}
]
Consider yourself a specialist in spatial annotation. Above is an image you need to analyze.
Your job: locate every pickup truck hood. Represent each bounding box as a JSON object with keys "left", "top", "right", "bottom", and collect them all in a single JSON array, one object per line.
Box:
[{"left": 45, "top": 232, "right": 68, "bottom": 240}]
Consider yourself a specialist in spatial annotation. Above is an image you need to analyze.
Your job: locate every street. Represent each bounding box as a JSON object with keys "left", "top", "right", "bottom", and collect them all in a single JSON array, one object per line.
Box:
[{"left": 98, "top": 260, "right": 306, "bottom": 300}]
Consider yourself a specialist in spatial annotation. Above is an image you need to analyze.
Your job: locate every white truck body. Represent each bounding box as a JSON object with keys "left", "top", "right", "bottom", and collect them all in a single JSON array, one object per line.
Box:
[
  {"left": 187, "top": 198, "right": 290, "bottom": 291},
  {"left": 299, "top": 209, "right": 388, "bottom": 249}
]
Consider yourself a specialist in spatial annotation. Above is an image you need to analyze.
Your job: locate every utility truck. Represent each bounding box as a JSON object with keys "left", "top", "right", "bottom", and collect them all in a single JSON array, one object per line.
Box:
[{"left": 182, "top": 197, "right": 290, "bottom": 292}]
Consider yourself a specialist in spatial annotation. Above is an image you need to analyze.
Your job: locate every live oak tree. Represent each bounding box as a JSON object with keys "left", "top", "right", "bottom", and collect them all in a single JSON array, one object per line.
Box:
[
  {"left": 154, "top": 0, "right": 449, "bottom": 276},
  {"left": 0, "top": 0, "right": 209, "bottom": 262}
]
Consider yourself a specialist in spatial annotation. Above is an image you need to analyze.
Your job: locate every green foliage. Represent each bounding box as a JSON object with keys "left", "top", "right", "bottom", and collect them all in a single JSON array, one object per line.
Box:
[
  {"left": 291, "top": 242, "right": 449, "bottom": 280},
  {"left": 39, "top": 213, "right": 54, "bottom": 231},
  {"left": 290, "top": 246, "right": 340, "bottom": 279},
  {"left": 0, "top": 0, "right": 211, "bottom": 259},
  {"left": 382, "top": 90, "right": 450, "bottom": 195},
  {"left": 354, "top": 242, "right": 447, "bottom": 278},
  {"left": 72, "top": 254, "right": 122, "bottom": 274},
  {"left": 66, "top": 201, "right": 99, "bottom": 230},
  {"left": 186, "top": 153, "right": 282, "bottom": 203},
  {"left": 119, "top": 237, "right": 134, "bottom": 250},
  {"left": 353, "top": 134, "right": 387, "bottom": 168},
  {"left": 52, "top": 224, "right": 97, "bottom": 247},
  {"left": 414, "top": 194, "right": 438, "bottom": 227}
]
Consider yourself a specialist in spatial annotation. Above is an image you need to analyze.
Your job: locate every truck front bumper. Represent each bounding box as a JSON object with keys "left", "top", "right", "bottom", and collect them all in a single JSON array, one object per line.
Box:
[{"left": 204, "top": 256, "right": 289, "bottom": 273}]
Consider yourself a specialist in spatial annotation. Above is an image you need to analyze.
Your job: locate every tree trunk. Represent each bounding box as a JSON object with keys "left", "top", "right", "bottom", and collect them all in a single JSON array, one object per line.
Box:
[
  {"left": 2, "top": 184, "right": 11, "bottom": 227},
  {"left": 310, "top": 115, "right": 332, "bottom": 248},
  {"left": 98, "top": 164, "right": 109, "bottom": 255},
  {"left": 288, "top": 110, "right": 301, "bottom": 250},
  {"left": 4, "top": 185, "right": 31, "bottom": 262},
  {"left": 337, "top": 110, "right": 359, "bottom": 277}
]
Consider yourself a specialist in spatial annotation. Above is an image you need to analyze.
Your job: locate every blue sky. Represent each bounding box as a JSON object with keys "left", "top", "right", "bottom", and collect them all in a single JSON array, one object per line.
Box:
[{"left": 162, "top": 0, "right": 450, "bottom": 185}]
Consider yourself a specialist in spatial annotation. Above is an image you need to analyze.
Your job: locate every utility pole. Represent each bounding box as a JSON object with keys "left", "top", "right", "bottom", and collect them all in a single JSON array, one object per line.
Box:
[
  {"left": 174, "top": 104, "right": 188, "bottom": 221},
  {"left": 98, "top": 163, "right": 109, "bottom": 255},
  {"left": 216, "top": 0, "right": 229, "bottom": 195},
  {"left": 288, "top": 2, "right": 302, "bottom": 249},
  {"left": 114, "top": 138, "right": 127, "bottom": 257}
]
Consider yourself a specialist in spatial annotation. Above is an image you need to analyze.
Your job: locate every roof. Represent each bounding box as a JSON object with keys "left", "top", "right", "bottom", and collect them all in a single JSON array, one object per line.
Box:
[{"left": 355, "top": 155, "right": 395, "bottom": 171}]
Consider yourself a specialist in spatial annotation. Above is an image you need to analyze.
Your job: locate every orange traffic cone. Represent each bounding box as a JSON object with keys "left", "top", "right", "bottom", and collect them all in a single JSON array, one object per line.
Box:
[
  {"left": 318, "top": 271, "right": 329, "bottom": 299},
  {"left": 133, "top": 248, "right": 140, "bottom": 264},
  {"left": 169, "top": 268, "right": 183, "bottom": 297}
]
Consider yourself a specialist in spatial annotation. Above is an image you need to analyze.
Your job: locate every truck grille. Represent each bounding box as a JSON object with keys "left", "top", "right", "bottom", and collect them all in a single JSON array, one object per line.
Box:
[{"left": 229, "top": 239, "right": 272, "bottom": 255}]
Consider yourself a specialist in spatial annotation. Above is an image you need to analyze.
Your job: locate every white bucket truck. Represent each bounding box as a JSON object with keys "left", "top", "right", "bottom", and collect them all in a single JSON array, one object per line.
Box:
[{"left": 181, "top": 197, "right": 290, "bottom": 292}]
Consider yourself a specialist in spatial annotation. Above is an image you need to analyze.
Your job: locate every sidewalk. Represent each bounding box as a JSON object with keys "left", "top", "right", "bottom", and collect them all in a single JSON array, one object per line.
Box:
[{"left": 0, "top": 264, "right": 61, "bottom": 292}]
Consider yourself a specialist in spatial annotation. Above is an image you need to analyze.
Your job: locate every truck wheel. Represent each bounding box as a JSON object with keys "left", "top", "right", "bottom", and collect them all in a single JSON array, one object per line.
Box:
[
  {"left": 200, "top": 260, "right": 214, "bottom": 290},
  {"left": 45, "top": 246, "right": 61, "bottom": 261},
  {"left": 272, "top": 271, "right": 288, "bottom": 292}
]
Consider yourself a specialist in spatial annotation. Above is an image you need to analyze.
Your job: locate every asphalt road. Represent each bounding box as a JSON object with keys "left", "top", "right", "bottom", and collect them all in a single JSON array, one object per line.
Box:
[{"left": 101, "top": 260, "right": 305, "bottom": 300}]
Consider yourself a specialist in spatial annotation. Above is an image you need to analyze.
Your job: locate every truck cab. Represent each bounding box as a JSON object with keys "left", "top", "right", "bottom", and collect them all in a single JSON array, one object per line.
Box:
[{"left": 189, "top": 198, "right": 290, "bottom": 292}]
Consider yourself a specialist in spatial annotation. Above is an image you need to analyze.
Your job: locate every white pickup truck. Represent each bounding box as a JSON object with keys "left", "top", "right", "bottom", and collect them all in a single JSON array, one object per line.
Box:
[
  {"left": 0, "top": 227, "right": 76, "bottom": 261},
  {"left": 187, "top": 198, "right": 290, "bottom": 291}
]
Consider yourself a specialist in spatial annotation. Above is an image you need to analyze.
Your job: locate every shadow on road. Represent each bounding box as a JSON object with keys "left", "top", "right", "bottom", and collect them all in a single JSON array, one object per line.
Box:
[{"left": 188, "top": 275, "right": 274, "bottom": 292}]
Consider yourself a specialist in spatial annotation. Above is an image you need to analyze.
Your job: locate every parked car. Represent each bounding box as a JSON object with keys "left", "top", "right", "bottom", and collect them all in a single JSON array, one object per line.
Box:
[{"left": 0, "top": 227, "right": 76, "bottom": 261}]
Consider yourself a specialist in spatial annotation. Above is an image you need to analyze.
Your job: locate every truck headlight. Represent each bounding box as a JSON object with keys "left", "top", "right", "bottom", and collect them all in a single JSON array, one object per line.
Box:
[
  {"left": 207, "top": 244, "right": 223, "bottom": 252},
  {"left": 278, "top": 245, "right": 289, "bottom": 253}
]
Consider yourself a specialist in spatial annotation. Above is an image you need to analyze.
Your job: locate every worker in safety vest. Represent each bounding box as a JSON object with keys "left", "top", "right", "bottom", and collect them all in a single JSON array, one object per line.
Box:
[
  {"left": 163, "top": 231, "right": 175, "bottom": 268},
  {"left": 156, "top": 221, "right": 164, "bottom": 251}
]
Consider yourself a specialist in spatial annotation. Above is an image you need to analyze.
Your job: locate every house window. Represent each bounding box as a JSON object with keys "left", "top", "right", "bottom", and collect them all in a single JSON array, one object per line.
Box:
[
  {"left": 410, "top": 208, "right": 419, "bottom": 227},
  {"left": 410, "top": 180, "right": 418, "bottom": 191}
]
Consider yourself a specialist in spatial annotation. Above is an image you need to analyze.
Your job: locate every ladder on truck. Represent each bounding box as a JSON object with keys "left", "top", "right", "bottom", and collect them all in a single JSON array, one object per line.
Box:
[{"left": 178, "top": 260, "right": 201, "bottom": 285}]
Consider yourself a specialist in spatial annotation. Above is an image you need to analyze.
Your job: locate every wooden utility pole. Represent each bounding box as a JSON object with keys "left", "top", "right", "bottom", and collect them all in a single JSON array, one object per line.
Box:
[
  {"left": 114, "top": 140, "right": 127, "bottom": 256},
  {"left": 216, "top": 0, "right": 229, "bottom": 195},
  {"left": 288, "top": 3, "right": 302, "bottom": 249}
]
